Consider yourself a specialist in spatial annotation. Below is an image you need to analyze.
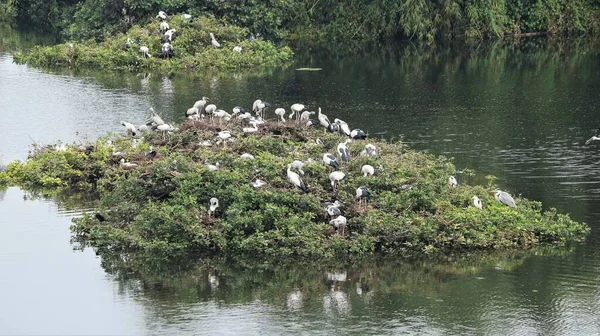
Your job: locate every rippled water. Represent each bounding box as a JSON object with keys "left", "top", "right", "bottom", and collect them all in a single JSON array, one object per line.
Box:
[{"left": 1, "top": 27, "right": 600, "bottom": 335}]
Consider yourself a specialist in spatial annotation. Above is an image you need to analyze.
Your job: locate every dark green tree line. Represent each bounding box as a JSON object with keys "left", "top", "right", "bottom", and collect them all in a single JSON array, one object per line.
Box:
[{"left": 1, "top": 0, "right": 599, "bottom": 43}]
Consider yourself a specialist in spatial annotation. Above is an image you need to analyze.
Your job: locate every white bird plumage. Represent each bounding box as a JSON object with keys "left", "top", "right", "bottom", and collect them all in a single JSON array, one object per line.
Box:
[
  {"left": 210, "top": 33, "right": 221, "bottom": 48},
  {"left": 329, "top": 171, "right": 345, "bottom": 191},
  {"left": 250, "top": 179, "right": 266, "bottom": 188},
  {"left": 361, "top": 164, "right": 375, "bottom": 177},
  {"left": 337, "top": 139, "right": 352, "bottom": 162},
  {"left": 275, "top": 108, "right": 286, "bottom": 122},
  {"left": 209, "top": 197, "right": 219, "bottom": 217},
  {"left": 448, "top": 176, "right": 458, "bottom": 188},
  {"left": 334, "top": 118, "right": 351, "bottom": 136},
  {"left": 120, "top": 158, "right": 137, "bottom": 170},
  {"left": 290, "top": 160, "right": 305, "bottom": 175},
  {"left": 287, "top": 164, "right": 308, "bottom": 193},
  {"left": 472, "top": 195, "right": 483, "bottom": 210},
  {"left": 329, "top": 216, "right": 347, "bottom": 235},
  {"left": 156, "top": 11, "right": 168, "bottom": 20},
  {"left": 494, "top": 189, "right": 517, "bottom": 207},
  {"left": 290, "top": 103, "right": 305, "bottom": 120},
  {"left": 361, "top": 144, "right": 377, "bottom": 157},
  {"left": 317, "top": 107, "right": 330, "bottom": 128},
  {"left": 121, "top": 121, "right": 137, "bottom": 136}
]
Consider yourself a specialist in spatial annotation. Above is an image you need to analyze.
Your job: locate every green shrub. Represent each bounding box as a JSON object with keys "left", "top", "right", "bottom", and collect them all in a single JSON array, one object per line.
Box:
[{"left": 5, "top": 120, "right": 589, "bottom": 260}]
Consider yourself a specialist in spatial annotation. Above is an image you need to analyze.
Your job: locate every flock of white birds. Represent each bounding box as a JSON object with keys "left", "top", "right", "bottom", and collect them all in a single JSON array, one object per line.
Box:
[
  {"left": 134, "top": 11, "right": 243, "bottom": 59},
  {"left": 116, "top": 94, "right": 522, "bottom": 234}
]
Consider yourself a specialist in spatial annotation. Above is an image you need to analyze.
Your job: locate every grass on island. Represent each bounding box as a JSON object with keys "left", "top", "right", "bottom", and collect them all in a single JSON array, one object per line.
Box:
[
  {"left": 13, "top": 15, "right": 293, "bottom": 72},
  {"left": 0, "top": 118, "right": 589, "bottom": 259}
]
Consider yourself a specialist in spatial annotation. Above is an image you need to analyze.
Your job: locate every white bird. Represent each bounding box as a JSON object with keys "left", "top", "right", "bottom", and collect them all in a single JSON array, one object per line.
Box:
[
  {"left": 208, "top": 273, "right": 219, "bottom": 289},
  {"left": 200, "top": 140, "right": 212, "bottom": 147},
  {"left": 149, "top": 108, "right": 165, "bottom": 125},
  {"left": 329, "top": 171, "right": 345, "bottom": 191},
  {"left": 327, "top": 204, "right": 341, "bottom": 217},
  {"left": 585, "top": 135, "right": 600, "bottom": 145},
  {"left": 205, "top": 162, "right": 219, "bottom": 171},
  {"left": 361, "top": 165, "right": 375, "bottom": 176},
  {"left": 585, "top": 128, "right": 600, "bottom": 145},
  {"left": 355, "top": 186, "right": 370, "bottom": 206},
  {"left": 334, "top": 118, "right": 351, "bottom": 136},
  {"left": 233, "top": 46, "right": 242, "bottom": 52},
  {"left": 448, "top": 176, "right": 458, "bottom": 188},
  {"left": 240, "top": 153, "right": 255, "bottom": 159},
  {"left": 217, "top": 130, "right": 233, "bottom": 141},
  {"left": 494, "top": 189, "right": 517, "bottom": 207},
  {"left": 287, "top": 164, "right": 308, "bottom": 193},
  {"left": 145, "top": 146, "right": 157, "bottom": 160},
  {"left": 323, "top": 153, "right": 340, "bottom": 170},
  {"left": 232, "top": 106, "right": 245, "bottom": 117},
  {"left": 317, "top": 107, "right": 330, "bottom": 128},
  {"left": 337, "top": 139, "right": 352, "bottom": 162},
  {"left": 300, "top": 111, "right": 315, "bottom": 121},
  {"left": 290, "top": 160, "right": 305, "bottom": 175},
  {"left": 55, "top": 144, "right": 67, "bottom": 152},
  {"left": 194, "top": 97, "right": 209, "bottom": 110},
  {"left": 159, "top": 21, "right": 169, "bottom": 33},
  {"left": 163, "top": 28, "right": 176, "bottom": 42},
  {"left": 156, "top": 123, "right": 175, "bottom": 140},
  {"left": 275, "top": 108, "right": 286, "bottom": 122},
  {"left": 330, "top": 216, "right": 347, "bottom": 235},
  {"left": 156, "top": 123, "right": 174, "bottom": 132},
  {"left": 209, "top": 33, "right": 221, "bottom": 48},
  {"left": 156, "top": 11, "right": 168, "bottom": 20},
  {"left": 472, "top": 195, "right": 483, "bottom": 210},
  {"left": 236, "top": 112, "right": 252, "bottom": 120},
  {"left": 205, "top": 104, "right": 217, "bottom": 115},
  {"left": 241, "top": 122, "right": 259, "bottom": 133},
  {"left": 139, "top": 46, "right": 151, "bottom": 58},
  {"left": 290, "top": 103, "right": 305, "bottom": 120},
  {"left": 360, "top": 144, "right": 377, "bottom": 157},
  {"left": 182, "top": 13, "right": 192, "bottom": 20},
  {"left": 250, "top": 179, "right": 266, "bottom": 188},
  {"left": 209, "top": 197, "right": 219, "bottom": 217},
  {"left": 187, "top": 106, "right": 199, "bottom": 116},
  {"left": 120, "top": 158, "right": 137, "bottom": 170},
  {"left": 121, "top": 121, "right": 137, "bottom": 136},
  {"left": 350, "top": 129, "right": 367, "bottom": 140},
  {"left": 252, "top": 99, "right": 269, "bottom": 118},
  {"left": 214, "top": 109, "right": 232, "bottom": 122}
]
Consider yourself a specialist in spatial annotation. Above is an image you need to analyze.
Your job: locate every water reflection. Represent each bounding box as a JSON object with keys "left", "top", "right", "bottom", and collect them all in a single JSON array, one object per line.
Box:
[{"left": 84, "top": 246, "right": 595, "bottom": 335}]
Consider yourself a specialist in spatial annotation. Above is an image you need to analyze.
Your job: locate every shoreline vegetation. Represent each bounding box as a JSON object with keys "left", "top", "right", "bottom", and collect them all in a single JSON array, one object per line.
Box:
[
  {"left": 0, "top": 114, "right": 589, "bottom": 259},
  {"left": 4, "top": 0, "right": 599, "bottom": 72}
]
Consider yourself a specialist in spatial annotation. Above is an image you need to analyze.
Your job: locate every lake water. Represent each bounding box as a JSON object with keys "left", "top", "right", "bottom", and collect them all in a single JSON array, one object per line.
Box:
[{"left": 1, "top": 27, "right": 600, "bottom": 335}]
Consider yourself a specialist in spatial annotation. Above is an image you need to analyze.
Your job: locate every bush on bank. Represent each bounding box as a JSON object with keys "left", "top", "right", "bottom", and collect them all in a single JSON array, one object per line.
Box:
[{"left": 1, "top": 119, "right": 589, "bottom": 259}]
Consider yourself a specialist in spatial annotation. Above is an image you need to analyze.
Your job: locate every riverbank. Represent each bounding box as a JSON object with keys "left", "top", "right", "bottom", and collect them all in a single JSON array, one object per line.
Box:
[
  {"left": 0, "top": 117, "right": 589, "bottom": 259},
  {"left": 12, "top": 16, "right": 293, "bottom": 72}
]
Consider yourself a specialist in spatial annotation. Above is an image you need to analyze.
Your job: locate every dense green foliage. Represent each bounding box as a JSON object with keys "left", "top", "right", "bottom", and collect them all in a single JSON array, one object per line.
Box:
[
  {"left": 12, "top": 15, "right": 293, "bottom": 71},
  {"left": 2, "top": 119, "right": 588, "bottom": 259},
  {"left": 2, "top": 0, "right": 599, "bottom": 43}
]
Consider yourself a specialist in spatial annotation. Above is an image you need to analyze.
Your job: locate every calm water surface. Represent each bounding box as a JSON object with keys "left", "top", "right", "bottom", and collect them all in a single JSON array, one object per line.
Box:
[{"left": 1, "top": 27, "right": 600, "bottom": 335}]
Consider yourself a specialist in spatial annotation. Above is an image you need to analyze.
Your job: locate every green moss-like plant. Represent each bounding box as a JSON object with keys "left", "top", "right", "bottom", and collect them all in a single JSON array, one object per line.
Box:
[
  {"left": 13, "top": 15, "right": 293, "bottom": 72},
  {"left": 5, "top": 119, "right": 589, "bottom": 259}
]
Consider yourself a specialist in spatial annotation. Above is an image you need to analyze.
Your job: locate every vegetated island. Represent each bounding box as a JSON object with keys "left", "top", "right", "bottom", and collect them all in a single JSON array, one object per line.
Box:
[
  {"left": 13, "top": 15, "right": 293, "bottom": 72},
  {"left": 0, "top": 113, "right": 588, "bottom": 259}
]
